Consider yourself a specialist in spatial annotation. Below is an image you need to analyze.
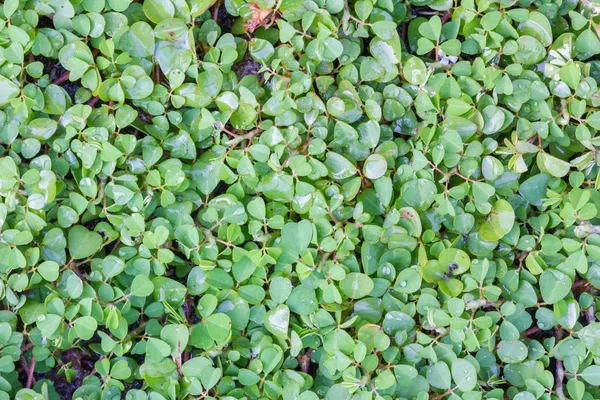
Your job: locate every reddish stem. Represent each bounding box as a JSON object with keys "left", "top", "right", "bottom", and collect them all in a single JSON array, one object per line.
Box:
[
  {"left": 87, "top": 96, "right": 100, "bottom": 107},
  {"left": 524, "top": 326, "right": 541, "bottom": 337},
  {"left": 555, "top": 328, "right": 566, "bottom": 399},
  {"left": 183, "top": 295, "right": 193, "bottom": 362},
  {"left": 300, "top": 349, "right": 312, "bottom": 373},
  {"left": 212, "top": 1, "right": 220, "bottom": 22},
  {"left": 185, "top": 295, "right": 193, "bottom": 323},
  {"left": 52, "top": 71, "right": 70, "bottom": 85},
  {"left": 26, "top": 357, "right": 36, "bottom": 389},
  {"left": 573, "top": 279, "right": 591, "bottom": 291},
  {"left": 441, "top": 10, "right": 452, "bottom": 23},
  {"left": 20, "top": 356, "right": 36, "bottom": 389}
]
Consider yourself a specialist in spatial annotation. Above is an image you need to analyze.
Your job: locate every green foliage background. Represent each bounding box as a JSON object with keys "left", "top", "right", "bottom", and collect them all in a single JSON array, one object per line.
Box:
[{"left": 1, "top": 0, "right": 600, "bottom": 399}]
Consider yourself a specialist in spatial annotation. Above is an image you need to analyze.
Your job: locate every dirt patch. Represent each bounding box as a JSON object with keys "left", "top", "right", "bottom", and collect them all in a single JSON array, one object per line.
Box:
[
  {"left": 232, "top": 54, "right": 261, "bottom": 79},
  {"left": 37, "top": 16, "right": 55, "bottom": 29},
  {"left": 34, "top": 55, "right": 56, "bottom": 76},
  {"left": 60, "top": 80, "right": 81, "bottom": 99},
  {"left": 217, "top": 5, "right": 237, "bottom": 34},
  {"left": 39, "top": 59, "right": 82, "bottom": 99},
  {"left": 45, "top": 348, "right": 96, "bottom": 399}
]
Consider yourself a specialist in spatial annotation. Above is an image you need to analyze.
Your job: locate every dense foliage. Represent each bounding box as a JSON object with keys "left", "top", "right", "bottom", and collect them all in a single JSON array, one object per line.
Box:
[{"left": 2, "top": 0, "right": 600, "bottom": 398}]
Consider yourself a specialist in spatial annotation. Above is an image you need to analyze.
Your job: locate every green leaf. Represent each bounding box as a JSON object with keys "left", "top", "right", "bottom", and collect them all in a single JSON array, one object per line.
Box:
[
  {"left": 152, "top": 277, "right": 187, "bottom": 305},
  {"left": 189, "top": 0, "right": 217, "bottom": 17},
  {"left": 325, "top": 152, "right": 358, "bottom": 180},
  {"left": 427, "top": 362, "right": 451, "bottom": 390},
  {"left": 264, "top": 304, "right": 290, "bottom": 339},
  {"left": 519, "top": 174, "right": 551, "bottom": 206},
  {"left": 371, "top": 21, "right": 397, "bottom": 40},
  {"left": 451, "top": 359, "right": 477, "bottom": 391},
  {"left": 161, "top": 324, "right": 189, "bottom": 356},
  {"left": 540, "top": 269, "right": 572, "bottom": 304},
  {"left": 363, "top": 154, "right": 387, "bottom": 180},
  {"left": 131, "top": 275, "right": 155, "bottom": 297},
  {"left": 249, "top": 39, "right": 275, "bottom": 62},
  {"left": 479, "top": 200, "right": 515, "bottom": 241},
  {"left": 111, "top": 360, "right": 132, "bottom": 380},
  {"left": 518, "top": 12, "right": 553, "bottom": 47},
  {"left": 287, "top": 285, "right": 318, "bottom": 315},
  {"left": 394, "top": 269, "right": 421, "bottom": 293},
  {"left": 576, "top": 30, "right": 600, "bottom": 56},
  {"left": 581, "top": 365, "right": 600, "bottom": 385},
  {"left": 0, "top": 76, "right": 21, "bottom": 107},
  {"left": 536, "top": 152, "right": 571, "bottom": 178},
  {"left": 206, "top": 314, "right": 232, "bottom": 342},
  {"left": 146, "top": 338, "right": 172, "bottom": 362},
  {"left": 68, "top": 225, "right": 103, "bottom": 260},
  {"left": 497, "top": 340, "right": 528, "bottom": 363},
  {"left": 38, "top": 261, "right": 60, "bottom": 281},
  {"left": 281, "top": 220, "right": 313, "bottom": 255},
  {"left": 73, "top": 316, "right": 98, "bottom": 340},
  {"left": 579, "top": 323, "right": 600, "bottom": 355},
  {"left": 373, "top": 369, "right": 396, "bottom": 390},
  {"left": 143, "top": 0, "right": 175, "bottom": 23},
  {"left": 418, "top": 16, "right": 441, "bottom": 41},
  {"left": 559, "top": 61, "right": 582, "bottom": 90},
  {"left": 340, "top": 273, "right": 374, "bottom": 299},
  {"left": 404, "top": 56, "right": 428, "bottom": 85}
]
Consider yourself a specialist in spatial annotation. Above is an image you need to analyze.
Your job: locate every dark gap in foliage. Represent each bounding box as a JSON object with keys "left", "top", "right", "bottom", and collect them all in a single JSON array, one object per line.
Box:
[
  {"left": 60, "top": 80, "right": 82, "bottom": 100},
  {"left": 43, "top": 349, "right": 96, "bottom": 400},
  {"left": 36, "top": 16, "right": 54, "bottom": 29},
  {"left": 34, "top": 55, "right": 56, "bottom": 77},
  {"left": 217, "top": 6, "right": 236, "bottom": 34},
  {"left": 232, "top": 54, "right": 262, "bottom": 80}
]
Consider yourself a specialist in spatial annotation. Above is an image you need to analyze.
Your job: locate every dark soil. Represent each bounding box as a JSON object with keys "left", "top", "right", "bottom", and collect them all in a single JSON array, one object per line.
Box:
[
  {"left": 36, "top": 56, "right": 82, "bottom": 100},
  {"left": 34, "top": 55, "right": 55, "bottom": 76},
  {"left": 217, "top": 5, "right": 237, "bottom": 34},
  {"left": 60, "top": 80, "right": 81, "bottom": 99},
  {"left": 83, "top": 217, "right": 107, "bottom": 231},
  {"left": 124, "top": 380, "right": 144, "bottom": 391},
  {"left": 45, "top": 348, "right": 96, "bottom": 400},
  {"left": 48, "top": 62, "right": 67, "bottom": 83},
  {"left": 232, "top": 54, "right": 261, "bottom": 79},
  {"left": 183, "top": 295, "right": 201, "bottom": 324},
  {"left": 37, "top": 16, "right": 55, "bottom": 29}
]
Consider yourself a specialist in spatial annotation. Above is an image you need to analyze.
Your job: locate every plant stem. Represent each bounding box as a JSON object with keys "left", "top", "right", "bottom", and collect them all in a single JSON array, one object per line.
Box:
[
  {"left": 53, "top": 71, "right": 70, "bottom": 85},
  {"left": 555, "top": 328, "right": 566, "bottom": 400},
  {"left": 20, "top": 356, "right": 36, "bottom": 389}
]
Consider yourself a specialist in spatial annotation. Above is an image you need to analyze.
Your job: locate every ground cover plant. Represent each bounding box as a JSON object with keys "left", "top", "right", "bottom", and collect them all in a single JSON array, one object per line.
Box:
[{"left": 2, "top": 0, "right": 600, "bottom": 399}]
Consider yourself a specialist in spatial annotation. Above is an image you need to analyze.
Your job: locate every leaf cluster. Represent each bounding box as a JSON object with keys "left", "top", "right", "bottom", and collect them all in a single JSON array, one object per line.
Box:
[{"left": 1, "top": 0, "right": 600, "bottom": 399}]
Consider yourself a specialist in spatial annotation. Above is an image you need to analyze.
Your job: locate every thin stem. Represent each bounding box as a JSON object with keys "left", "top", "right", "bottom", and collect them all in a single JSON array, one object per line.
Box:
[
  {"left": 212, "top": 0, "right": 220, "bottom": 21},
  {"left": 26, "top": 357, "right": 36, "bottom": 389},
  {"left": 555, "top": 328, "right": 566, "bottom": 400},
  {"left": 585, "top": 302, "right": 596, "bottom": 324},
  {"left": 432, "top": 386, "right": 457, "bottom": 399},
  {"left": 20, "top": 356, "right": 36, "bottom": 389},
  {"left": 53, "top": 71, "right": 70, "bottom": 85},
  {"left": 88, "top": 96, "right": 100, "bottom": 107},
  {"left": 524, "top": 326, "right": 541, "bottom": 337}
]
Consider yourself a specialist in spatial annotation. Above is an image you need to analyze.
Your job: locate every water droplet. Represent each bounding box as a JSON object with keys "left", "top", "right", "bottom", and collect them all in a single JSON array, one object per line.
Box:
[{"left": 399, "top": 281, "right": 407, "bottom": 287}]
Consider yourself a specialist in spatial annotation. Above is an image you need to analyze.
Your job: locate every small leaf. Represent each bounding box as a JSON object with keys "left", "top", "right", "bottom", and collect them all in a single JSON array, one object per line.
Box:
[{"left": 68, "top": 226, "right": 103, "bottom": 260}]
